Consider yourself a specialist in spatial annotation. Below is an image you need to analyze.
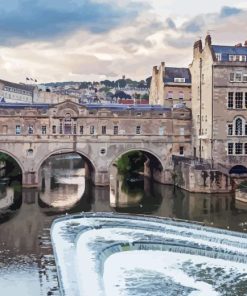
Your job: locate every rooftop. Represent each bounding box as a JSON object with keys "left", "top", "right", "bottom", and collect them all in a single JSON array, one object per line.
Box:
[
  {"left": 0, "top": 79, "right": 36, "bottom": 92},
  {"left": 163, "top": 67, "right": 191, "bottom": 84},
  {"left": 212, "top": 45, "right": 247, "bottom": 62}
]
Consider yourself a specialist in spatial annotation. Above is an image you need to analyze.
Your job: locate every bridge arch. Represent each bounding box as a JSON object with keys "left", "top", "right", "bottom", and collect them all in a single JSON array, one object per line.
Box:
[
  {"left": 0, "top": 149, "right": 24, "bottom": 173},
  {"left": 36, "top": 148, "right": 96, "bottom": 174},
  {"left": 108, "top": 148, "right": 165, "bottom": 171}
]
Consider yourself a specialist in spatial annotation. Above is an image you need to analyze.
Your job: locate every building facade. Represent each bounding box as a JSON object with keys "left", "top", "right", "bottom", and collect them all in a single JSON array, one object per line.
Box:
[
  {"left": 149, "top": 62, "right": 191, "bottom": 108},
  {"left": 190, "top": 35, "right": 247, "bottom": 172},
  {"left": 0, "top": 79, "right": 38, "bottom": 103}
]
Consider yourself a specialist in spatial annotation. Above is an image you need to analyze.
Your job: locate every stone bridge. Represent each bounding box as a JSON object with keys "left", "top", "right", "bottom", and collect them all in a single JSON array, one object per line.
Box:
[{"left": 0, "top": 101, "right": 191, "bottom": 187}]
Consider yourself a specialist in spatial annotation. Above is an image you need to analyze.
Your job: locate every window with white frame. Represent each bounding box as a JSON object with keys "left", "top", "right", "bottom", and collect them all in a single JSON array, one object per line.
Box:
[
  {"left": 90, "top": 126, "right": 95, "bottom": 135},
  {"left": 243, "top": 74, "right": 247, "bottom": 82},
  {"left": 235, "top": 92, "right": 243, "bottom": 109},
  {"left": 228, "top": 92, "right": 234, "bottom": 108},
  {"left": 28, "top": 125, "right": 33, "bottom": 134},
  {"left": 235, "top": 118, "right": 243, "bottom": 135},
  {"left": 215, "top": 53, "right": 221, "bottom": 61},
  {"left": 235, "top": 143, "right": 243, "bottom": 155},
  {"left": 228, "top": 143, "right": 233, "bottom": 155},
  {"left": 235, "top": 72, "right": 242, "bottom": 82},
  {"left": 16, "top": 125, "right": 21, "bottom": 135},
  {"left": 41, "top": 126, "right": 46, "bottom": 135},
  {"left": 174, "top": 78, "right": 185, "bottom": 83}
]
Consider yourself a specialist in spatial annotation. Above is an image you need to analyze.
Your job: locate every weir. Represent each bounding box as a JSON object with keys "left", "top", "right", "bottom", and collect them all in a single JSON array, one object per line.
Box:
[{"left": 51, "top": 213, "right": 247, "bottom": 296}]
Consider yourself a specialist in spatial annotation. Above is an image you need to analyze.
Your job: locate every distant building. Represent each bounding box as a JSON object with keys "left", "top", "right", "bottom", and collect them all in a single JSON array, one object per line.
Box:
[
  {"left": 149, "top": 62, "right": 191, "bottom": 107},
  {"left": 190, "top": 35, "right": 247, "bottom": 172},
  {"left": 0, "top": 79, "right": 38, "bottom": 103}
]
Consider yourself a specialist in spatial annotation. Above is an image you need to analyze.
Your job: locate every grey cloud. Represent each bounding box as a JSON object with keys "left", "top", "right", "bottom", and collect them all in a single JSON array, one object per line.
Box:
[
  {"left": 0, "top": 0, "right": 140, "bottom": 45},
  {"left": 220, "top": 6, "right": 242, "bottom": 18},
  {"left": 165, "top": 18, "right": 176, "bottom": 30}
]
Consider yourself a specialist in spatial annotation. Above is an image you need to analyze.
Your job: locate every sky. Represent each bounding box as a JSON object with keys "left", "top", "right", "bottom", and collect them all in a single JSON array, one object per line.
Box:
[{"left": 0, "top": 0, "right": 247, "bottom": 83}]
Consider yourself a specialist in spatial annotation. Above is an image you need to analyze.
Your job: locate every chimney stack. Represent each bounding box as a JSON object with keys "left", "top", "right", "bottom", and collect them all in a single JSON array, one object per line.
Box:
[
  {"left": 235, "top": 43, "right": 242, "bottom": 47},
  {"left": 205, "top": 34, "right": 212, "bottom": 46},
  {"left": 244, "top": 40, "right": 247, "bottom": 47}
]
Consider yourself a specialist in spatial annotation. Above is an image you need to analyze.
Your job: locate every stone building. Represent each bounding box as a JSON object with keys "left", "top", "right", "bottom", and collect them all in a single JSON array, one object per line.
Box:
[
  {"left": 0, "top": 79, "right": 38, "bottom": 103},
  {"left": 149, "top": 62, "right": 191, "bottom": 108},
  {"left": 190, "top": 35, "right": 247, "bottom": 173}
]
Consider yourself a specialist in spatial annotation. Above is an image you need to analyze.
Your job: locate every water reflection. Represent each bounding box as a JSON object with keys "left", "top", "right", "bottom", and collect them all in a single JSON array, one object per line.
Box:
[{"left": 0, "top": 154, "right": 247, "bottom": 295}]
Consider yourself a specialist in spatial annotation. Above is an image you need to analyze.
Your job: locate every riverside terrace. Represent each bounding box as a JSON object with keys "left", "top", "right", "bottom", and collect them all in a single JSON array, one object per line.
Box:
[{"left": 0, "top": 100, "right": 191, "bottom": 187}]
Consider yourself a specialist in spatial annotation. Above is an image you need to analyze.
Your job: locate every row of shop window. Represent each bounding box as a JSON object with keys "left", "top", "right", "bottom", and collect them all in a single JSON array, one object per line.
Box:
[{"left": 15, "top": 125, "right": 142, "bottom": 135}]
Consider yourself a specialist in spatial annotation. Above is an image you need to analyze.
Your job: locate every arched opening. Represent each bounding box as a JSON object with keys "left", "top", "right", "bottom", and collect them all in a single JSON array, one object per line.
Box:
[
  {"left": 0, "top": 151, "right": 22, "bottom": 222},
  {"left": 229, "top": 165, "right": 247, "bottom": 175},
  {"left": 109, "top": 150, "right": 164, "bottom": 212},
  {"left": 38, "top": 152, "right": 95, "bottom": 212}
]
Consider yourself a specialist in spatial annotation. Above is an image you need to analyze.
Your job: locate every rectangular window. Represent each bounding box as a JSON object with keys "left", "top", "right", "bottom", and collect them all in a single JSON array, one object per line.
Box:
[
  {"left": 230, "top": 72, "right": 235, "bottom": 82},
  {"left": 174, "top": 78, "right": 185, "bottom": 83},
  {"left": 28, "top": 125, "right": 33, "bottom": 134},
  {"left": 228, "top": 124, "right": 233, "bottom": 136},
  {"left": 52, "top": 125, "right": 56, "bottom": 134},
  {"left": 113, "top": 126, "right": 118, "bottom": 135},
  {"left": 245, "top": 93, "right": 247, "bottom": 108},
  {"left": 179, "top": 91, "right": 184, "bottom": 100},
  {"left": 215, "top": 53, "right": 221, "bottom": 61},
  {"left": 228, "top": 143, "right": 233, "bottom": 155},
  {"left": 102, "top": 126, "right": 106, "bottom": 135},
  {"left": 73, "top": 124, "right": 77, "bottom": 134},
  {"left": 179, "top": 146, "right": 184, "bottom": 155},
  {"left": 235, "top": 92, "right": 243, "bottom": 109},
  {"left": 167, "top": 91, "right": 173, "bottom": 99},
  {"left": 235, "top": 72, "right": 242, "bottom": 82},
  {"left": 235, "top": 143, "right": 243, "bottom": 155},
  {"left": 228, "top": 92, "right": 234, "bottom": 108},
  {"left": 245, "top": 124, "right": 247, "bottom": 136},
  {"left": 80, "top": 126, "right": 84, "bottom": 135},
  {"left": 136, "top": 126, "right": 141, "bottom": 134},
  {"left": 90, "top": 126, "right": 95, "bottom": 135},
  {"left": 229, "top": 55, "right": 234, "bottom": 62},
  {"left": 59, "top": 121, "right": 63, "bottom": 134},
  {"left": 16, "top": 125, "right": 21, "bottom": 135},
  {"left": 245, "top": 143, "right": 247, "bottom": 155},
  {"left": 41, "top": 126, "right": 46, "bottom": 135},
  {"left": 243, "top": 74, "right": 247, "bottom": 82}
]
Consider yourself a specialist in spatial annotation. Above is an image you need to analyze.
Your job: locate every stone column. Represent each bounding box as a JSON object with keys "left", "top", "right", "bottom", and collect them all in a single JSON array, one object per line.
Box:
[
  {"left": 22, "top": 171, "right": 39, "bottom": 188},
  {"left": 93, "top": 170, "right": 110, "bottom": 186}
]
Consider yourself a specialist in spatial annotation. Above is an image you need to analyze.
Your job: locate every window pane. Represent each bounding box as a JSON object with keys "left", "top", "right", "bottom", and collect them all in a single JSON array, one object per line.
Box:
[
  {"left": 102, "top": 126, "right": 106, "bottom": 135},
  {"left": 113, "top": 126, "right": 118, "bottom": 135},
  {"left": 80, "top": 126, "right": 83, "bottom": 135},
  {"left": 90, "top": 126, "right": 94, "bottom": 134},
  {"left": 16, "top": 125, "right": 21, "bottom": 135},
  {"left": 235, "top": 143, "right": 243, "bottom": 155},
  {"left": 235, "top": 92, "right": 243, "bottom": 109},
  {"left": 228, "top": 124, "right": 233, "bottom": 135},
  {"left": 228, "top": 143, "right": 233, "bottom": 155},
  {"left": 228, "top": 92, "right": 233, "bottom": 108},
  {"left": 136, "top": 126, "right": 141, "bottom": 134},
  {"left": 235, "top": 118, "right": 243, "bottom": 135}
]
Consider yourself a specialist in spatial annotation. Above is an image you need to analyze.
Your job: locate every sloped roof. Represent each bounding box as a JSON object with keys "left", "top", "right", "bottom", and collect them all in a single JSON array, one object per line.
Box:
[
  {"left": 212, "top": 45, "right": 247, "bottom": 61},
  {"left": 164, "top": 67, "right": 191, "bottom": 83},
  {"left": 0, "top": 79, "right": 35, "bottom": 92}
]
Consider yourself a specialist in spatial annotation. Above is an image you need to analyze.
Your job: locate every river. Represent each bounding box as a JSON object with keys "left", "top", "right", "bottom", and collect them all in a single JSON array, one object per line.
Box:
[{"left": 0, "top": 153, "right": 247, "bottom": 295}]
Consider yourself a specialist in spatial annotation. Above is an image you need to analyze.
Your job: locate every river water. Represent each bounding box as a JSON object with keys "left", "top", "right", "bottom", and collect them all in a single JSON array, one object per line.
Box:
[{"left": 1, "top": 154, "right": 247, "bottom": 295}]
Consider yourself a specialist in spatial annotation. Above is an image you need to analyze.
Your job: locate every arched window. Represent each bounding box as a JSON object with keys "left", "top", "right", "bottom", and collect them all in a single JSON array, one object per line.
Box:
[
  {"left": 235, "top": 118, "right": 243, "bottom": 135},
  {"left": 64, "top": 113, "right": 72, "bottom": 134}
]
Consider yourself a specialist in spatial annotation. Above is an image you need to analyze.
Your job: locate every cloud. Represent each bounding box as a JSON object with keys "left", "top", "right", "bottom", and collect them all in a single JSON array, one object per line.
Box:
[
  {"left": 0, "top": 0, "right": 140, "bottom": 45},
  {"left": 220, "top": 6, "right": 242, "bottom": 18}
]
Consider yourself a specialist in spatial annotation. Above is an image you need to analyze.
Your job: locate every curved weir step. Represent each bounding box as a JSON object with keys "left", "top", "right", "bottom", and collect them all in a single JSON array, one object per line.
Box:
[{"left": 51, "top": 213, "right": 247, "bottom": 296}]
